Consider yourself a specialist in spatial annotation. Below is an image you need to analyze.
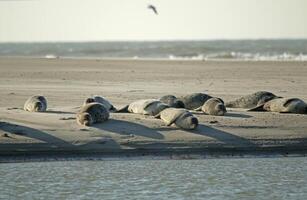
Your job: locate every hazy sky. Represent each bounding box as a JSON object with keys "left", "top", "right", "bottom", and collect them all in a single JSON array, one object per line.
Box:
[{"left": 0, "top": 0, "right": 307, "bottom": 42}]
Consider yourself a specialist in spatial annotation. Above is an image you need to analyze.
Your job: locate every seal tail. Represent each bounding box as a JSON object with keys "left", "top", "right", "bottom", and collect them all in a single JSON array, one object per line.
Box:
[
  {"left": 115, "top": 105, "right": 129, "bottom": 113},
  {"left": 193, "top": 106, "right": 202, "bottom": 111}
]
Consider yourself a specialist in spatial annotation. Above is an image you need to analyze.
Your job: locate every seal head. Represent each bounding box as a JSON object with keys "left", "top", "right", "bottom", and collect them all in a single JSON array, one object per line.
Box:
[
  {"left": 34, "top": 102, "right": 43, "bottom": 112},
  {"left": 77, "top": 112, "right": 94, "bottom": 126},
  {"left": 176, "top": 113, "right": 198, "bottom": 130}
]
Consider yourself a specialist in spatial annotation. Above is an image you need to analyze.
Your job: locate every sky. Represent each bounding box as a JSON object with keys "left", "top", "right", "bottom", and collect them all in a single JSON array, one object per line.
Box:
[{"left": 0, "top": 0, "right": 307, "bottom": 42}]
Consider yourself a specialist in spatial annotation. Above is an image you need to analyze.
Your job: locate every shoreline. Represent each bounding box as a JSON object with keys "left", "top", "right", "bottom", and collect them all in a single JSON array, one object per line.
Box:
[{"left": 1, "top": 147, "right": 306, "bottom": 163}]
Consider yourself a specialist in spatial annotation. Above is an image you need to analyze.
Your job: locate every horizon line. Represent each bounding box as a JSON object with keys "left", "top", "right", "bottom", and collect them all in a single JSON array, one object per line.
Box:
[{"left": 1, "top": 38, "right": 307, "bottom": 43}]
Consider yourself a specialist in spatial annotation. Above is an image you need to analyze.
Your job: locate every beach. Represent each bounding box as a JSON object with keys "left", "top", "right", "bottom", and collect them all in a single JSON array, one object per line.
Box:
[{"left": 0, "top": 57, "right": 307, "bottom": 161}]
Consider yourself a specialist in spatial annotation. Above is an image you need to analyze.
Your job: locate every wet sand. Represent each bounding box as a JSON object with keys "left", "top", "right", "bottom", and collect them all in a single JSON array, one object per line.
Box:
[{"left": 0, "top": 58, "right": 307, "bottom": 161}]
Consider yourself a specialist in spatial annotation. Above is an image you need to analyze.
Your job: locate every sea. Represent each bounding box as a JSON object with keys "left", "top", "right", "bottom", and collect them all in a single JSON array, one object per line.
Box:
[
  {"left": 1, "top": 157, "right": 307, "bottom": 200},
  {"left": 0, "top": 39, "right": 307, "bottom": 61}
]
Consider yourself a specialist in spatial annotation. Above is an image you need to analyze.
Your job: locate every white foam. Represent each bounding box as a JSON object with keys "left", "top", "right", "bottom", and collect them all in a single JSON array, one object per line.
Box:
[
  {"left": 168, "top": 52, "right": 307, "bottom": 61},
  {"left": 45, "top": 54, "right": 58, "bottom": 59}
]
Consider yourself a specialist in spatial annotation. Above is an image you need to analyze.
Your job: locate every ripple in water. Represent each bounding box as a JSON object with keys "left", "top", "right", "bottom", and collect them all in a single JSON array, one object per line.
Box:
[{"left": 1, "top": 157, "right": 307, "bottom": 200}]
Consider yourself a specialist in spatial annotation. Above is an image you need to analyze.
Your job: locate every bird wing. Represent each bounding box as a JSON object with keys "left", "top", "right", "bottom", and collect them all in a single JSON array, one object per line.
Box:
[
  {"left": 148, "top": 5, "right": 158, "bottom": 15},
  {"left": 152, "top": 7, "right": 158, "bottom": 14}
]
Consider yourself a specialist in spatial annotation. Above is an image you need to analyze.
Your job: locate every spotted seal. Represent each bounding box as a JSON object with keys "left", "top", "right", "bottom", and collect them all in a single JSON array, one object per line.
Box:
[
  {"left": 77, "top": 102, "right": 109, "bottom": 126},
  {"left": 225, "top": 91, "right": 278, "bottom": 109},
  {"left": 155, "top": 108, "right": 198, "bottom": 130},
  {"left": 249, "top": 97, "right": 307, "bottom": 114},
  {"left": 24, "top": 95, "right": 47, "bottom": 112},
  {"left": 178, "top": 93, "right": 212, "bottom": 110}
]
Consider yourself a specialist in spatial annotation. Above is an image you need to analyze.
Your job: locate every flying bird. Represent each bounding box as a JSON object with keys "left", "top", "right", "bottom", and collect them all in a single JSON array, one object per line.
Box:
[{"left": 147, "top": 4, "right": 158, "bottom": 15}]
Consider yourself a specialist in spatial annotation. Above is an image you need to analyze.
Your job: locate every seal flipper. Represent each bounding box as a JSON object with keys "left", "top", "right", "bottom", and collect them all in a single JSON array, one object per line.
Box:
[
  {"left": 247, "top": 104, "right": 266, "bottom": 112},
  {"left": 165, "top": 121, "right": 174, "bottom": 126},
  {"left": 116, "top": 105, "right": 129, "bottom": 113},
  {"left": 193, "top": 106, "right": 202, "bottom": 111},
  {"left": 154, "top": 113, "right": 161, "bottom": 119}
]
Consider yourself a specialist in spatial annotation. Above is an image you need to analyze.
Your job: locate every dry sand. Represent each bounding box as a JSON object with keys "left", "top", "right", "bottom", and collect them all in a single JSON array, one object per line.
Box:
[{"left": 0, "top": 57, "right": 307, "bottom": 160}]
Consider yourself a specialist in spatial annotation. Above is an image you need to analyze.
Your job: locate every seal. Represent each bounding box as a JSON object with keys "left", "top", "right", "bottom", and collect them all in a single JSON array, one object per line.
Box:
[
  {"left": 77, "top": 102, "right": 109, "bottom": 126},
  {"left": 178, "top": 93, "right": 212, "bottom": 110},
  {"left": 24, "top": 95, "right": 47, "bottom": 112},
  {"left": 249, "top": 98, "right": 307, "bottom": 114},
  {"left": 117, "top": 99, "right": 169, "bottom": 116},
  {"left": 155, "top": 108, "right": 198, "bottom": 130},
  {"left": 201, "top": 97, "right": 227, "bottom": 116},
  {"left": 225, "top": 91, "right": 278, "bottom": 109},
  {"left": 159, "top": 95, "right": 185, "bottom": 108},
  {"left": 83, "top": 96, "right": 116, "bottom": 111}
]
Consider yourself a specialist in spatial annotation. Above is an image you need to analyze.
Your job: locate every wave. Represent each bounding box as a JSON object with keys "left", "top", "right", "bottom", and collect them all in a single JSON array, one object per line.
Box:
[
  {"left": 24, "top": 52, "right": 307, "bottom": 61},
  {"left": 167, "top": 52, "right": 307, "bottom": 61}
]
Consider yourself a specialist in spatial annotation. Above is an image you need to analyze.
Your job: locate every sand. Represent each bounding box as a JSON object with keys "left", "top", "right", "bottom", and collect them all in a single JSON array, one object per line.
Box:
[{"left": 0, "top": 57, "right": 307, "bottom": 161}]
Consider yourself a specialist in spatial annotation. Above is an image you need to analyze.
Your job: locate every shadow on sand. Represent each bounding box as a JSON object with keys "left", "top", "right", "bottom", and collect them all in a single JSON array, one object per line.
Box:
[
  {"left": 0, "top": 121, "right": 121, "bottom": 152},
  {"left": 190, "top": 124, "right": 257, "bottom": 147},
  {"left": 224, "top": 112, "right": 253, "bottom": 118},
  {"left": 93, "top": 119, "right": 164, "bottom": 140},
  {"left": 45, "top": 110, "right": 76, "bottom": 114},
  {"left": 0, "top": 121, "right": 73, "bottom": 147},
  {"left": 192, "top": 111, "right": 252, "bottom": 119}
]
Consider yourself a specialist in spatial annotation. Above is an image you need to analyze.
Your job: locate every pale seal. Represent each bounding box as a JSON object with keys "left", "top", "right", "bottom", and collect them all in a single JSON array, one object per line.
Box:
[
  {"left": 117, "top": 99, "right": 169, "bottom": 116},
  {"left": 83, "top": 96, "right": 116, "bottom": 111},
  {"left": 225, "top": 91, "right": 278, "bottom": 109},
  {"left": 24, "top": 95, "right": 47, "bottom": 112},
  {"left": 178, "top": 93, "right": 212, "bottom": 110},
  {"left": 155, "top": 108, "right": 198, "bottom": 130},
  {"left": 249, "top": 98, "right": 307, "bottom": 114},
  {"left": 201, "top": 97, "right": 227, "bottom": 116},
  {"left": 159, "top": 95, "right": 185, "bottom": 108},
  {"left": 77, "top": 102, "right": 109, "bottom": 126}
]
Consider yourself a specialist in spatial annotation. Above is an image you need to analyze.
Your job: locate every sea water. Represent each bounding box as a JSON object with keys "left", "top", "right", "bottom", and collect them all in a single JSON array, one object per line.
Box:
[
  {"left": 1, "top": 157, "right": 307, "bottom": 200},
  {"left": 0, "top": 40, "right": 307, "bottom": 61}
]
